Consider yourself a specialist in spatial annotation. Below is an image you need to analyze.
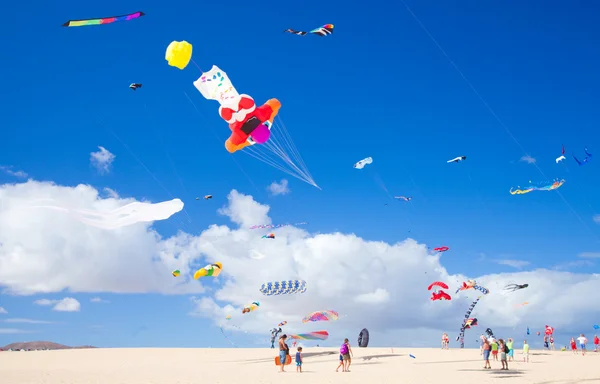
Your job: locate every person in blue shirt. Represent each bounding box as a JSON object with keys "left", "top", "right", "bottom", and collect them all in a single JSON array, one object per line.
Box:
[{"left": 295, "top": 347, "right": 303, "bottom": 373}]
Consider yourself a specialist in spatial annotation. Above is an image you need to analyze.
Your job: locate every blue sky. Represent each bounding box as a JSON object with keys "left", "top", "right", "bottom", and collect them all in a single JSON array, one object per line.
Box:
[{"left": 1, "top": 0, "right": 599, "bottom": 348}]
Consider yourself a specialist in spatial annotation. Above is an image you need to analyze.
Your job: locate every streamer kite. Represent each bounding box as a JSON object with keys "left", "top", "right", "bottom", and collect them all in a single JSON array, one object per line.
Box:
[
  {"left": 284, "top": 24, "right": 334, "bottom": 37},
  {"left": 250, "top": 222, "right": 307, "bottom": 229},
  {"left": 289, "top": 331, "right": 329, "bottom": 340},
  {"left": 510, "top": 179, "right": 565, "bottom": 195},
  {"left": 62, "top": 11, "right": 145, "bottom": 27},
  {"left": 260, "top": 280, "right": 307, "bottom": 296},
  {"left": 394, "top": 196, "right": 412, "bottom": 202}
]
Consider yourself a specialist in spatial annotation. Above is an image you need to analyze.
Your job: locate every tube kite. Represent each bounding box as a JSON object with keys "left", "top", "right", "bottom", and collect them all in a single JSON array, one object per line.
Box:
[
  {"left": 62, "top": 11, "right": 145, "bottom": 27},
  {"left": 284, "top": 24, "right": 334, "bottom": 37},
  {"left": 455, "top": 280, "right": 489, "bottom": 295},
  {"left": 510, "top": 179, "right": 565, "bottom": 195},
  {"left": 354, "top": 157, "right": 373, "bottom": 169},
  {"left": 358, "top": 328, "right": 369, "bottom": 348},
  {"left": 457, "top": 296, "right": 481, "bottom": 348},
  {"left": 447, "top": 156, "right": 466, "bottom": 163},
  {"left": 302, "top": 310, "right": 339, "bottom": 323},
  {"left": 250, "top": 222, "right": 307, "bottom": 229},
  {"left": 289, "top": 331, "right": 329, "bottom": 340},
  {"left": 165, "top": 41, "right": 193, "bottom": 70},
  {"left": 433, "top": 246, "right": 449, "bottom": 252},
  {"left": 260, "top": 280, "right": 307, "bottom": 296},
  {"left": 193, "top": 262, "right": 222, "bottom": 279}
]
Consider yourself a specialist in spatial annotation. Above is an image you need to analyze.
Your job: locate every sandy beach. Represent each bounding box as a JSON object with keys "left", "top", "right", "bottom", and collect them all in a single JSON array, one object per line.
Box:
[{"left": 0, "top": 347, "right": 598, "bottom": 384}]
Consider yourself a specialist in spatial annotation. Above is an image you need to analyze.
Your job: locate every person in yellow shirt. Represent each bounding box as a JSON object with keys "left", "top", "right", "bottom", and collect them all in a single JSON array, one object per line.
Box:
[{"left": 522, "top": 340, "right": 530, "bottom": 362}]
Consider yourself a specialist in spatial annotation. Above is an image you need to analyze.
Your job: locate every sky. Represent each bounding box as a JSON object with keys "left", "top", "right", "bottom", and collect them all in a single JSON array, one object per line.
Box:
[{"left": 0, "top": 0, "right": 599, "bottom": 349}]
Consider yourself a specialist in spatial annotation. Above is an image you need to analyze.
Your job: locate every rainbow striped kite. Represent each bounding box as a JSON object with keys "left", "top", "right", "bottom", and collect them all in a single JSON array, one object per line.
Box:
[
  {"left": 62, "top": 11, "right": 145, "bottom": 27},
  {"left": 289, "top": 331, "right": 329, "bottom": 341}
]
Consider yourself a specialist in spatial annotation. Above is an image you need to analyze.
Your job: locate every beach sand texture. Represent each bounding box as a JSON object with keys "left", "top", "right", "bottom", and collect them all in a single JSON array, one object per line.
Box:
[{"left": 0, "top": 347, "right": 598, "bottom": 384}]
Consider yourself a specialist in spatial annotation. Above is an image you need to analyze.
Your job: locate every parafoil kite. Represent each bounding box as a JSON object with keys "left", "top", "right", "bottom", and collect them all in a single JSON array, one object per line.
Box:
[
  {"left": 556, "top": 145, "right": 566, "bottom": 163},
  {"left": 250, "top": 222, "right": 307, "bottom": 229},
  {"left": 193, "top": 65, "right": 319, "bottom": 188},
  {"left": 427, "top": 281, "right": 449, "bottom": 291},
  {"left": 358, "top": 328, "right": 369, "bottom": 348},
  {"left": 165, "top": 41, "right": 193, "bottom": 70},
  {"left": 172, "top": 269, "right": 180, "bottom": 277},
  {"left": 193, "top": 262, "right": 222, "bottom": 280},
  {"left": 394, "top": 196, "right": 412, "bottom": 202},
  {"left": 354, "top": 157, "right": 373, "bottom": 169},
  {"left": 455, "top": 280, "right": 489, "bottom": 295},
  {"left": 504, "top": 283, "right": 528, "bottom": 292},
  {"left": 289, "top": 331, "right": 329, "bottom": 340},
  {"left": 129, "top": 83, "right": 142, "bottom": 91},
  {"left": 29, "top": 198, "right": 183, "bottom": 230},
  {"left": 260, "top": 280, "right": 307, "bottom": 296},
  {"left": 456, "top": 296, "right": 481, "bottom": 348},
  {"left": 242, "top": 301, "right": 260, "bottom": 314},
  {"left": 574, "top": 148, "right": 592, "bottom": 166},
  {"left": 447, "top": 156, "right": 466, "bottom": 163},
  {"left": 433, "top": 246, "right": 449, "bottom": 252},
  {"left": 62, "top": 11, "right": 145, "bottom": 27},
  {"left": 262, "top": 233, "right": 275, "bottom": 239},
  {"left": 431, "top": 291, "right": 451, "bottom": 301},
  {"left": 510, "top": 179, "right": 565, "bottom": 195},
  {"left": 302, "top": 310, "right": 339, "bottom": 323},
  {"left": 284, "top": 24, "right": 334, "bottom": 36}
]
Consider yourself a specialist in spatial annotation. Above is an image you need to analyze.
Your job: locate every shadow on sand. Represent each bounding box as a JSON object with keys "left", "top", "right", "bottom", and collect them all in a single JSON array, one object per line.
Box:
[
  {"left": 457, "top": 369, "right": 524, "bottom": 379},
  {"left": 236, "top": 351, "right": 337, "bottom": 364},
  {"left": 416, "top": 359, "right": 481, "bottom": 364},
  {"left": 361, "top": 354, "right": 404, "bottom": 361}
]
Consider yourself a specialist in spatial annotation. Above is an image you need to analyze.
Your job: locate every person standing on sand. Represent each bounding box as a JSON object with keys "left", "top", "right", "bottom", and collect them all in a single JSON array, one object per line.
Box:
[
  {"left": 549, "top": 335, "right": 555, "bottom": 351},
  {"left": 278, "top": 334, "right": 289, "bottom": 372},
  {"left": 340, "top": 338, "right": 353, "bottom": 372},
  {"left": 491, "top": 338, "right": 498, "bottom": 361},
  {"left": 295, "top": 347, "right": 303, "bottom": 373},
  {"left": 506, "top": 338, "right": 514, "bottom": 361},
  {"left": 570, "top": 337, "right": 578, "bottom": 354},
  {"left": 522, "top": 340, "right": 530, "bottom": 362},
  {"left": 577, "top": 334, "right": 588, "bottom": 356},
  {"left": 498, "top": 339, "right": 509, "bottom": 370},
  {"left": 482, "top": 338, "right": 491, "bottom": 369},
  {"left": 593, "top": 335, "right": 599, "bottom": 352}
]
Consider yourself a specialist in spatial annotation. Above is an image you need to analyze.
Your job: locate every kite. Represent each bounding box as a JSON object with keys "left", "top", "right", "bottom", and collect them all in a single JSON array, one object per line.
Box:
[
  {"left": 358, "top": 328, "right": 369, "bottom": 348},
  {"left": 431, "top": 291, "right": 452, "bottom": 301},
  {"left": 302, "top": 310, "right": 339, "bottom": 323},
  {"left": 464, "top": 318, "right": 478, "bottom": 329},
  {"left": 545, "top": 325, "right": 554, "bottom": 335},
  {"left": 573, "top": 148, "right": 592, "bottom": 166},
  {"left": 262, "top": 233, "right": 275, "bottom": 239},
  {"left": 433, "top": 246, "right": 449, "bottom": 252},
  {"left": 510, "top": 179, "right": 565, "bottom": 195},
  {"left": 278, "top": 321, "right": 287, "bottom": 327},
  {"left": 504, "top": 283, "right": 528, "bottom": 292},
  {"left": 242, "top": 301, "right": 260, "bottom": 314},
  {"left": 593, "top": 324, "right": 599, "bottom": 330},
  {"left": 284, "top": 24, "right": 334, "bottom": 37},
  {"left": 165, "top": 41, "right": 193, "bottom": 70},
  {"left": 193, "top": 65, "right": 319, "bottom": 188},
  {"left": 289, "top": 331, "right": 329, "bottom": 340},
  {"left": 456, "top": 296, "right": 481, "bottom": 348},
  {"left": 485, "top": 328, "right": 495, "bottom": 340},
  {"left": 455, "top": 280, "right": 489, "bottom": 295},
  {"left": 204, "top": 195, "right": 212, "bottom": 200},
  {"left": 447, "top": 156, "right": 466, "bottom": 163},
  {"left": 556, "top": 145, "right": 566, "bottom": 163},
  {"left": 260, "top": 280, "right": 307, "bottom": 296},
  {"left": 172, "top": 270, "right": 180, "bottom": 277},
  {"left": 527, "top": 327, "right": 530, "bottom": 335},
  {"left": 129, "top": 83, "right": 142, "bottom": 91},
  {"left": 225, "top": 315, "right": 232, "bottom": 320},
  {"left": 250, "top": 222, "right": 307, "bottom": 229},
  {"left": 29, "top": 198, "right": 183, "bottom": 230},
  {"left": 62, "top": 11, "right": 145, "bottom": 27},
  {"left": 394, "top": 196, "right": 412, "bottom": 202},
  {"left": 193, "top": 262, "right": 222, "bottom": 280},
  {"left": 427, "top": 281, "right": 449, "bottom": 291},
  {"left": 270, "top": 327, "right": 283, "bottom": 347},
  {"left": 354, "top": 157, "right": 373, "bottom": 169}
]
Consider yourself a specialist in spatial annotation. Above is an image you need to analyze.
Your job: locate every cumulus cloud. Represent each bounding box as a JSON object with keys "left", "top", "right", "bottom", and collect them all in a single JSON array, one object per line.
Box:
[
  {"left": 34, "top": 297, "right": 81, "bottom": 312},
  {"left": 579, "top": 252, "right": 600, "bottom": 259},
  {"left": 3, "top": 318, "right": 54, "bottom": 324},
  {"left": 594, "top": 215, "right": 600, "bottom": 224},
  {"left": 519, "top": 155, "right": 536, "bottom": 164},
  {"left": 0, "top": 165, "right": 28, "bottom": 179},
  {"left": 2, "top": 180, "right": 600, "bottom": 343},
  {"left": 493, "top": 259, "right": 530, "bottom": 269},
  {"left": 0, "top": 307, "right": 7, "bottom": 314},
  {"left": 90, "top": 146, "right": 115, "bottom": 174},
  {"left": 267, "top": 179, "right": 290, "bottom": 196},
  {"left": 90, "top": 297, "right": 109, "bottom": 303},
  {"left": 103, "top": 188, "right": 119, "bottom": 198},
  {"left": 0, "top": 328, "right": 34, "bottom": 334}
]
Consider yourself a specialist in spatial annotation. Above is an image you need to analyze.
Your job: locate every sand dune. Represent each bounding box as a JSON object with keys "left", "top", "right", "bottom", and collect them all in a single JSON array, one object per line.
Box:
[{"left": 0, "top": 347, "right": 598, "bottom": 384}]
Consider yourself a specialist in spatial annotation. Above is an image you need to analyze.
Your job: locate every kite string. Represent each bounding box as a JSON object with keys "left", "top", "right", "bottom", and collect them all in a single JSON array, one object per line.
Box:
[{"left": 399, "top": 0, "right": 600, "bottom": 243}]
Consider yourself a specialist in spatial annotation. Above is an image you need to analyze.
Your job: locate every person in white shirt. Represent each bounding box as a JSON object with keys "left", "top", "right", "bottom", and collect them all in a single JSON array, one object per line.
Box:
[{"left": 577, "top": 334, "right": 588, "bottom": 356}]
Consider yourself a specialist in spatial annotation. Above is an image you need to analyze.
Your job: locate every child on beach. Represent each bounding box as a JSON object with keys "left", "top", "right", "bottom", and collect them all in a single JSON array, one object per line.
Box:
[
  {"left": 577, "top": 334, "right": 587, "bottom": 356},
  {"left": 336, "top": 353, "right": 344, "bottom": 372},
  {"left": 506, "top": 338, "right": 514, "bottom": 361},
  {"left": 594, "top": 335, "right": 599, "bottom": 352},
  {"left": 549, "top": 336, "right": 555, "bottom": 351},
  {"left": 295, "top": 347, "right": 303, "bottom": 373},
  {"left": 491, "top": 339, "right": 498, "bottom": 361},
  {"left": 522, "top": 340, "right": 529, "bottom": 362},
  {"left": 498, "top": 339, "right": 509, "bottom": 370},
  {"left": 571, "top": 337, "right": 577, "bottom": 354}
]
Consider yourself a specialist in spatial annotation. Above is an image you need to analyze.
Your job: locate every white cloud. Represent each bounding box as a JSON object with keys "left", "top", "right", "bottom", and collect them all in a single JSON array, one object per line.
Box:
[
  {"left": 519, "top": 155, "right": 536, "bottom": 164},
  {"left": 0, "top": 307, "right": 6, "bottom": 314},
  {"left": 2, "top": 181, "right": 600, "bottom": 340},
  {"left": 0, "top": 165, "right": 28, "bottom": 179},
  {"left": 267, "top": 179, "right": 290, "bottom": 196},
  {"left": 594, "top": 215, "right": 600, "bottom": 224},
  {"left": 102, "top": 187, "right": 119, "bottom": 198},
  {"left": 90, "top": 297, "right": 109, "bottom": 303},
  {"left": 579, "top": 252, "right": 600, "bottom": 259},
  {"left": 90, "top": 146, "right": 115, "bottom": 174},
  {"left": 493, "top": 259, "right": 530, "bottom": 269},
  {"left": 3, "top": 318, "right": 54, "bottom": 324},
  {"left": 33, "top": 297, "right": 80, "bottom": 312},
  {"left": 0, "top": 328, "right": 35, "bottom": 334}
]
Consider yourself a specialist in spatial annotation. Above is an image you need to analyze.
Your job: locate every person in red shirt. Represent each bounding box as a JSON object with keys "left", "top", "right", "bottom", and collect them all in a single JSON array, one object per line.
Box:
[
  {"left": 570, "top": 337, "right": 578, "bottom": 354},
  {"left": 594, "top": 335, "right": 599, "bottom": 352}
]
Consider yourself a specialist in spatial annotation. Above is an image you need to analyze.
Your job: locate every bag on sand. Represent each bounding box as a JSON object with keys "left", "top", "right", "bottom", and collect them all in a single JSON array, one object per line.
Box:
[{"left": 340, "top": 343, "right": 348, "bottom": 355}]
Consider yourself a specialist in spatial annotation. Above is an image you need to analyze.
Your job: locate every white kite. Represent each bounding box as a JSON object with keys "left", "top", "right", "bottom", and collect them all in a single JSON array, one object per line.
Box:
[
  {"left": 193, "top": 65, "right": 240, "bottom": 108},
  {"left": 447, "top": 156, "right": 466, "bottom": 163},
  {"left": 556, "top": 145, "right": 566, "bottom": 163},
  {"left": 29, "top": 198, "right": 184, "bottom": 230},
  {"left": 354, "top": 157, "right": 373, "bottom": 169}
]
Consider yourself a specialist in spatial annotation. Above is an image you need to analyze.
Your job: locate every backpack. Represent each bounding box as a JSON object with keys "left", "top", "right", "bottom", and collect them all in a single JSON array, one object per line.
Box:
[
  {"left": 340, "top": 343, "right": 348, "bottom": 355},
  {"left": 503, "top": 344, "right": 509, "bottom": 353}
]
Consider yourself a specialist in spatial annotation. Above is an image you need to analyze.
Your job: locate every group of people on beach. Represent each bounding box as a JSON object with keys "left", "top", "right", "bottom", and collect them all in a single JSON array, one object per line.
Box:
[
  {"left": 480, "top": 335, "right": 525, "bottom": 370},
  {"left": 568, "top": 334, "right": 600, "bottom": 355},
  {"left": 276, "top": 334, "right": 353, "bottom": 373}
]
